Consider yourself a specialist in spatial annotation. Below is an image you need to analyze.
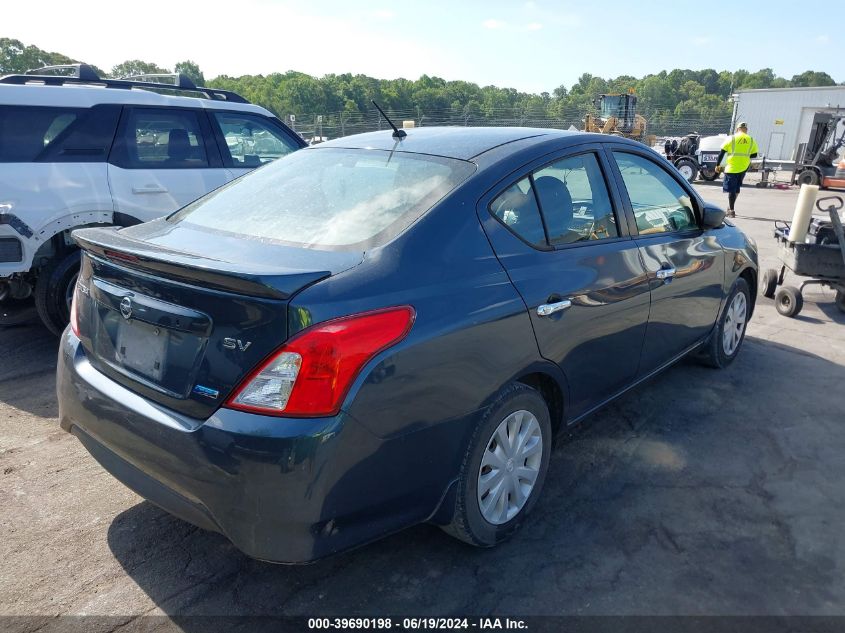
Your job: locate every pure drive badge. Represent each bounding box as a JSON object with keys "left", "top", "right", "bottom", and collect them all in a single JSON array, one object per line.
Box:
[{"left": 192, "top": 385, "right": 220, "bottom": 399}]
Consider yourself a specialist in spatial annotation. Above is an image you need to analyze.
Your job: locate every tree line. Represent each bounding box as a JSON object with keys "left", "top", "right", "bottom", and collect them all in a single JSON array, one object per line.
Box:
[{"left": 2, "top": 37, "right": 840, "bottom": 135}]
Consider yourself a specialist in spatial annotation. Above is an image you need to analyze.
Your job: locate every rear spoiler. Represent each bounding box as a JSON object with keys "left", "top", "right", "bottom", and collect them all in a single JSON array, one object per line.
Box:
[{"left": 73, "top": 227, "right": 329, "bottom": 300}]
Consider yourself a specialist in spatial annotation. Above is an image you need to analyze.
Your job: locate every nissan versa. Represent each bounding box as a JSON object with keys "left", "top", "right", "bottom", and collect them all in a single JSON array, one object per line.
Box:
[{"left": 58, "top": 127, "right": 758, "bottom": 563}]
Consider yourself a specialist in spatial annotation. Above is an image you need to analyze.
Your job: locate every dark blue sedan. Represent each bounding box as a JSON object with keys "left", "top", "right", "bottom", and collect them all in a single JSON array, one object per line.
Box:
[{"left": 58, "top": 127, "right": 758, "bottom": 563}]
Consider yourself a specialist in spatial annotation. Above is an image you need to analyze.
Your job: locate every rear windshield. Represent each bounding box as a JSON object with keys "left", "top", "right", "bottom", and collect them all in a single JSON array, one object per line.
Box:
[{"left": 170, "top": 147, "right": 476, "bottom": 249}]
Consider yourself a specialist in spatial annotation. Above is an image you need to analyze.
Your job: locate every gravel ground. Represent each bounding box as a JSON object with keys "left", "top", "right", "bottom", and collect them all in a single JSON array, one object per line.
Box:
[{"left": 1, "top": 177, "right": 844, "bottom": 627}]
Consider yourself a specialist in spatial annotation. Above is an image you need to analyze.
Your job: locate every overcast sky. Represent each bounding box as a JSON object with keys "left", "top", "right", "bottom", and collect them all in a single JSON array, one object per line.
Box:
[{"left": 5, "top": 0, "right": 841, "bottom": 92}]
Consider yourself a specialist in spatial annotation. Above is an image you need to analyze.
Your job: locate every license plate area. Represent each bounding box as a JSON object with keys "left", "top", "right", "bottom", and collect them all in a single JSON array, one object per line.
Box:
[
  {"left": 115, "top": 319, "right": 169, "bottom": 382},
  {"left": 91, "top": 300, "right": 208, "bottom": 398}
]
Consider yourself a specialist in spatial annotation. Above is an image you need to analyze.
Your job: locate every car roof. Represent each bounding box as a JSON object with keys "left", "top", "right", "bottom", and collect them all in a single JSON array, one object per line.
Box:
[
  {"left": 0, "top": 83, "right": 274, "bottom": 116},
  {"left": 318, "top": 126, "right": 593, "bottom": 160}
]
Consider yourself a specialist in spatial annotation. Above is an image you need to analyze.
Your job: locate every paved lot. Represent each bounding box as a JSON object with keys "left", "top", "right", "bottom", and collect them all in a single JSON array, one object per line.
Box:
[{"left": 2, "top": 178, "right": 845, "bottom": 622}]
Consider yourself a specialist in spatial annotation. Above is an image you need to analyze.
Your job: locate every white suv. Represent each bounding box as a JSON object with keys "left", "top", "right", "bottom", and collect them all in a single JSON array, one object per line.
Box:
[{"left": 0, "top": 64, "right": 305, "bottom": 334}]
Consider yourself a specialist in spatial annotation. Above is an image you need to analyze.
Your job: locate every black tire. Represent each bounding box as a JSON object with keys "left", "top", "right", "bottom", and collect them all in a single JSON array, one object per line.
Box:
[
  {"left": 442, "top": 382, "right": 552, "bottom": 547},
  {"left": 34, "top": 250, "right": 81, "bottom": 336},
  {"left": 698, "top": 277, "right": 751, "bottom": 369},
  {"left": 775, "top": 285, "right": 803, "bottom": 318},
  {"left": 835, "top": 290, "right": 845, "bottom": 314},
  {"left": 701, "top": 168, "right": 719, "bottom": 182},
  {"left": 761, "top": 268, "right": 779, "bottom": 299},
  {"left": 674, "top": 157, "right": 698, "bottom": 184},
  {"left": 796, "top": 169, "right": 820, "bottom": 186}
]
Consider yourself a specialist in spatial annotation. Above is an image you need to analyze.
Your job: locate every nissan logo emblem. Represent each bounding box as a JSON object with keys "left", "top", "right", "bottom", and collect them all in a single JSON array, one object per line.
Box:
[{"left": 120, "top": 296, "right": 133, "bottom": 320}]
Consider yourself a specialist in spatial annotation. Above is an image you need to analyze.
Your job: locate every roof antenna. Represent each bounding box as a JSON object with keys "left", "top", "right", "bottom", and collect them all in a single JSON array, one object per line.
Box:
[{"left": 372, "top": 100, "right": 406, "bottom": 139}]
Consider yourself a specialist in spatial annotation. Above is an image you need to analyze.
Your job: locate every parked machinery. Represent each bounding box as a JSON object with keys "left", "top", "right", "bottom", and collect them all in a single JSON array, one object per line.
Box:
[
  {"left": 792, "top": 113, "right": 845, "bottom": 189},
  {"left": 583, "top": 93, "right": 652, "bottom": 144},
  {"left": 663, "top": 133, "right": 724, "bottom": 183}
]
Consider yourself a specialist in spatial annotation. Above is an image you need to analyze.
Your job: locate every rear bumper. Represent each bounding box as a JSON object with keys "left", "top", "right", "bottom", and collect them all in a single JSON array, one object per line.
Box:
[{"left": 57, "top": 330, "right": 461, "bottom": 563}]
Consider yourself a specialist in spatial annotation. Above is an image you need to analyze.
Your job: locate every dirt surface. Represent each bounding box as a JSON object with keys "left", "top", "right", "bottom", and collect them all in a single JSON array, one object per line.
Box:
[{"left": 2, "top": 179, "right": 845, "bottom": 624}]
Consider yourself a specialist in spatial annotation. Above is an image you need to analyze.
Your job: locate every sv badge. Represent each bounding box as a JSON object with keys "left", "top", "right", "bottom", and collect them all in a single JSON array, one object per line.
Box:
[{"left": 222, "top": 338, "right": 252, "bottom": 352}]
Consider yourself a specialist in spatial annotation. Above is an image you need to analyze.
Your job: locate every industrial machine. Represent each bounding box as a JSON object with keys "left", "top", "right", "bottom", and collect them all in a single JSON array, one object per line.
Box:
[
  {"left": 583, "top": 93, "right": 651, "bottom": 144},
  {"left": 663, "top": 133, "right": 723, "bottom": 183},
  {"left": 792, "top": 113, "right": 845, "bottom": 189}
]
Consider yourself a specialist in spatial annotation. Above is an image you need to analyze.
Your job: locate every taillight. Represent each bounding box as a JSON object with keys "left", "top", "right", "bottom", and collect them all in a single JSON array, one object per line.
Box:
[
  {"left": 69, "top": 282, "right": 81, "bottom": 338},
  {"left": 225, "top": 306, "right": 415, "bottom": 417}
]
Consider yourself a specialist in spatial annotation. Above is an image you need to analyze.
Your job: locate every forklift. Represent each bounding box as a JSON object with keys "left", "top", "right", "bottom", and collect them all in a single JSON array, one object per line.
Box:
[{"left": 791, "top": 112, "right": 845, "bottom": 190}]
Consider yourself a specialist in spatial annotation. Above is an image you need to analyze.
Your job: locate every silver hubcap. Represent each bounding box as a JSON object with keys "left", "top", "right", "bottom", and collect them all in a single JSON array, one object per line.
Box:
[
  {"left": 722, "top": 291, "right": 747, "bottom": 356},
  {"left": 679, "top": 165, "right": 694, "bottom": 179},
  {"left": 65, "top": 273, "right": 79, "bottom": 313},
  {"left": 477, "top": 409, "right": 542, "bottom": 525}
]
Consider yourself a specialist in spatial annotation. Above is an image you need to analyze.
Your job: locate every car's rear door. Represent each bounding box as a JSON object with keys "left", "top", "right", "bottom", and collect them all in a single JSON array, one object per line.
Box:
[
  {"left": 605, "top": 145, "right": 725, "bottom": 375},
  {"left": 478, "top": 144, "right": 651, "bottom": 421},
  {"left": 107, "top": 106, "right": 230, "bottom": 224}
]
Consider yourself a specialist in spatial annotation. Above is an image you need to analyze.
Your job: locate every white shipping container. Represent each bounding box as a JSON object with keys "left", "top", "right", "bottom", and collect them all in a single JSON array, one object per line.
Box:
[{"left": 732, "top": 86, "right": 845, "bottom": 161}]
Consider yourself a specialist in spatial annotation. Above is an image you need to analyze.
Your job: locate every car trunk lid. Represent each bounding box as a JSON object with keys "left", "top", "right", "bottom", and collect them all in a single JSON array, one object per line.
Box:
[{"left": 72, "top": 222, "right": 362, "bottom": 419}]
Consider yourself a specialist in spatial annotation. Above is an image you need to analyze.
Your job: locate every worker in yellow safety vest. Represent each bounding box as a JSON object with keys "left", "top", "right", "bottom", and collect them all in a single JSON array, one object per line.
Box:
[{"left": 715, "top": 122, "right": 759, "bottom": 218}]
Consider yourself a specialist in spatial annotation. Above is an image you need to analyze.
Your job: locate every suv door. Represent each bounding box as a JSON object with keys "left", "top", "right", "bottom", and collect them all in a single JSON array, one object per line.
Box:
[
  {"left": 107, "top": 107, "right": 229, "bottom": 224},
  {"left": 207, "top": 111, "right": 301, "bottom": 177},
  {"left": 607, "top": 147, "right": 725, "bottom": 374},
  {"left": 478, "top": 146, "right": 651, "bottom": 421}
]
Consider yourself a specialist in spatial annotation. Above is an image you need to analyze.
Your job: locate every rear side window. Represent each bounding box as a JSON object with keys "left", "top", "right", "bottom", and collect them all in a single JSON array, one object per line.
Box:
[
  {"left": 0, "top": 106, "right": 82, "bottom": 162},
  {"left": 118, "top": 108, "right": 208, "bottom": 168},
  {"left": 170, "top": 148, "right": 476, "bottom": 249},
  {"left": 533, "top": 153, "right": 618, "bottom": 245},
  {"left": 212, "top": 112, "right": 298, "bottom": 167},
  {"left": 490, "top": 177, "right": 547, "bottom": 247}
]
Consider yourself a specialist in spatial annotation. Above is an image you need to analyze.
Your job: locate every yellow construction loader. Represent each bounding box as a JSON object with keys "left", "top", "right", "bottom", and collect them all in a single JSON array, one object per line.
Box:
[{"left": 583, "top": 93, "right": 652, "bottom": 145}]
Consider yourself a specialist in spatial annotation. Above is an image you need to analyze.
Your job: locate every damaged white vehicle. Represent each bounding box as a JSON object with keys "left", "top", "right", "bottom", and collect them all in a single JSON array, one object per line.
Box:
[{"left": 0, "top": 64, "right": 303, "bottom": 334}]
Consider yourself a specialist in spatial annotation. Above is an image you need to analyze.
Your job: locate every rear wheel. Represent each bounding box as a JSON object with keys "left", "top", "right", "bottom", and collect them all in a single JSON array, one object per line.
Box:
[
  {"left": 35, "top": 250, "right": 81, "bottom": 336},
  {"left": 701, "top": 168, "right": 719, "bottom": 181},
  {"left": 761, "top": 268, "right": 779, "bottom": 299},
  {"left": 698, "top": 277, "right": 750, "bottom": 368},
  {"left": 775, "top": 286, "right": 803, "bottom": 318},
  {"left": 796, "top": 169, "right": 820, "bottom": 186},
  {"left": 674, "top": 157, "right": 698, "bottom": 183},
  {"left": 443, "top": 383, "right": 551, "bottom": 547}
]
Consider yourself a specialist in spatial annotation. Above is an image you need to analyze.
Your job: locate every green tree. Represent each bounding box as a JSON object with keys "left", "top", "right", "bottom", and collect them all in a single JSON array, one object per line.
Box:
[
  {"left": 111, "top": 59, "right": 169, "bottom": 78},
  {"left": 0, "top": 38, "right": 104, "bottom": 76},
  {"left": 174, "top": 60, "right": 205, "bottom": 85},
  {"left": 790, "top": 70, "right": 836, "bottom": 87}
]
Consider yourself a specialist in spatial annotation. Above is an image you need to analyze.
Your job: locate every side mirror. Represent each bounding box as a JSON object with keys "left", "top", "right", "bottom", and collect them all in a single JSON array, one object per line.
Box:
[{"left": 701, "top": 203, "right": 726, "bottom": 229}]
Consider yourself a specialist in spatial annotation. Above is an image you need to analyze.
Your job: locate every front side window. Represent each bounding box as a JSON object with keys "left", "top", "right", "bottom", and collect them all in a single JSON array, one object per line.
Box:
[
  {"left": 533, "top": 153, "right": 618, "bottom": 245},
  {"left": 490, "top": 177, "right": 547, "bottom": 247},
  {"left": 613, "top": 152, "right": 698, "bottom": 235},
  {"left": 122, "top": 108, "right": 208, "bottom": 168},
  {"left": 0, "top": 106, "right": 81, "bottom": 162},
  {"left": 212, "top": 112, "right": 298, "bottom": 167},
  {"left": 170, "top": 148, "right": 475, "bottom": 249}
]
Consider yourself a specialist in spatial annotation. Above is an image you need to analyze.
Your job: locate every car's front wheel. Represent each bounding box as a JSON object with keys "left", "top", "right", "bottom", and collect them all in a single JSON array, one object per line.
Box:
[
  {"left": 698, "top": 277, "right": 751, "bottom": 368},
  {"left": 443, "top": 382, "right": 551, "bottom": 547}
]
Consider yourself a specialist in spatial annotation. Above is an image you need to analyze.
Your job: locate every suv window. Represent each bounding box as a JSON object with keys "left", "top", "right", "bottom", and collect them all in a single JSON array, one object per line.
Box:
[
  {"left": 613, "top": 152, "right": 697, "bottom": 235},
  {"left": 212, "top": 112, "right": 298, "bottom": 167},
  {"left": 534, "top": 153, "right": 618, "bottom": 245},
  {"left": 0, "top": 106, "right": 82, "bottom": 162},
  {"left": 121, "top": 108, "right": 208, "bottom": 168},
  {"left": 490, "top": 177, "right": 547, "bottom": 247}
]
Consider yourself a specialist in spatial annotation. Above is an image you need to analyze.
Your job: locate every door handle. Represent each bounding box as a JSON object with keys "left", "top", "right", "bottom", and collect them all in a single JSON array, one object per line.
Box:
[
  {"left": 656, "top": 266, "right": 676, "bottom": 281},
  {"left": 132, "top": 185, "right": 168, "bottom": 194},
  {"left": 537, "top": 299, "right": 572, "bottom": 317}
]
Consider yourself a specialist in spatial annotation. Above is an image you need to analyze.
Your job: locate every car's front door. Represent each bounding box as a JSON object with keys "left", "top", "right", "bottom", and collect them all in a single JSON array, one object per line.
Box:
[
  {"left": 479, "top": 146, "right": 652, "bottom": 421},
  {"left": 607, "top": 147, "right": 725, "bottom": 375},
  {"left": 107, "top": 107, "right": 230, "bottom": 223}
]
